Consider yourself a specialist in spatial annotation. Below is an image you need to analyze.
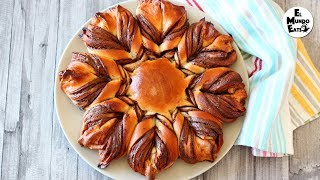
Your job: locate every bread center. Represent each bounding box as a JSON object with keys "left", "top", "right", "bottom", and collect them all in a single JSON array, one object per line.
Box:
[{"left": 128, "top": 58, "right": 189, "bottom": 116}]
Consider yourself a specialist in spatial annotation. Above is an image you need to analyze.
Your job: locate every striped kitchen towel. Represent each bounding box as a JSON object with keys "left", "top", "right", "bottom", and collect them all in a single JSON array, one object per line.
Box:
[{"left": 182, "top": 0, "right": 320, "bottom": 157}]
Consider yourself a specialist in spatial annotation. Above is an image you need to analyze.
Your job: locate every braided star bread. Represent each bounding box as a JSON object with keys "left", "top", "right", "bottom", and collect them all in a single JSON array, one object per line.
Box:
[{"left": 59, "top": 0, "right": 247, "bottom": 179}]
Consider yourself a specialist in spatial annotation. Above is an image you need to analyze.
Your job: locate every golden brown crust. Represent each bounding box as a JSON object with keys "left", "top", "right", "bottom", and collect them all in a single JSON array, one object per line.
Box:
[
  {"left": 78, "top": 98, "right": 138, "bottom": 168},
  {"left": 128, "top": 58, "right": 190, "bottom": 118},
  {"left": 127, "top": 115, "right": 178, "bottom": 179},
  {"left": 176, "top": 18, "right": 237, "bottom": 74},
  {"left": 81, "top": 5, "right": 144, "bottom": 64},
  {"left": 59, "top": 53, "right": 122, "bottom": 109},
  {"left": 136, "top": 0, "right": 188, "bottom": 58},
  {"left": 173, "top": 109, "right": 223, "bottom": 163},
  {"left": 190, "top": 67, "right": 247, "bottom": 123}
]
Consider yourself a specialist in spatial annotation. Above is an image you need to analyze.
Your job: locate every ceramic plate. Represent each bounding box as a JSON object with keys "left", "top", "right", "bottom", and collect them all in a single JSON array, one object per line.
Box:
[{"left": 54, "top": 0, "right": 249, "bottom": 179}]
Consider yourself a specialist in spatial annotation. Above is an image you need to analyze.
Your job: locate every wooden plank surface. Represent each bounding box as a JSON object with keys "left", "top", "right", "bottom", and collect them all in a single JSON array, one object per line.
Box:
[
  {"left": 0, "top": 0, "right": 15, "bottom": 179},
  {"left": 0, "top": 0, "right": 319, "bottom": 179}
]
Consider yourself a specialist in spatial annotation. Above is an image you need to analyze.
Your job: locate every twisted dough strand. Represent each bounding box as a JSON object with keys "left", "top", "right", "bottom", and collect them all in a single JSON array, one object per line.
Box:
[
  {"left": 137, "top": 0, "right": 188, "bottom": 58},
  {"left": 78, "top": 98, "right": 138, "bottom": 168},
  {"left": 59, "top": 52, "right": 122, "bottom": 109},
  {"left": 176, "top": 18, "right": 237, "bottom": 74},
  {"left": 173, "top": 108, "right": 223, "bottom": 163},
  {"left": 190, "top": 67, "right": 247, "bottom": 123},
  {"left": 127, "top": 114, "right": 178, "bottom": 179},
  {"left": 81, "top": 5, "right": 144, "bottom": 64}
]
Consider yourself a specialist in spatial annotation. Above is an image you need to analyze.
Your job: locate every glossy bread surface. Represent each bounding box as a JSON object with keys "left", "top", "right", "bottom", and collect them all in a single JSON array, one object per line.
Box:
[{"left": 128, "top": 58, "right": 189, "bottom": 117}]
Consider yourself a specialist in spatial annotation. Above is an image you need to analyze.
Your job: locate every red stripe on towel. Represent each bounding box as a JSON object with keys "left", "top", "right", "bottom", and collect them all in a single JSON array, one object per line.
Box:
[
  {"left": 249, "top": 58, "right": 259, "bottom": 77},
  {"left": 185, "top": 0, "right": 193, "bottom": 6},
  {"left": 192, "top": 0, "right": 203, "bottom": 11},
  {"left": 259, "top": 59, "right": 262, "bottom": 70}
]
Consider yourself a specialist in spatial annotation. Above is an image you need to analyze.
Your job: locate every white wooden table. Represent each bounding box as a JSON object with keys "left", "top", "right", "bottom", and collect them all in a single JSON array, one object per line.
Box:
[{"left": 0, "top": 0, "right": 319, "bottom": 179}]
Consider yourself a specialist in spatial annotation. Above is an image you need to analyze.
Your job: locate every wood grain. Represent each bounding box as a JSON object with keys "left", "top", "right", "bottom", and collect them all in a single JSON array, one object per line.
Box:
[
  {"left": 50, "top": 0, "right": 79, "bottom": 180},
  {"left": 0, "top": 0, "right": 17, "bottom": 179},
  {"left": 0, "top": 0, "right": 319, "bottom": 179}
]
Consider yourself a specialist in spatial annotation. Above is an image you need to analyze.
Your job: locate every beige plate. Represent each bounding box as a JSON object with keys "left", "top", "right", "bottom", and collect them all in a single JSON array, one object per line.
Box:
[{"left": 54, "top": 0, "right": 250, "bottom": 179}]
